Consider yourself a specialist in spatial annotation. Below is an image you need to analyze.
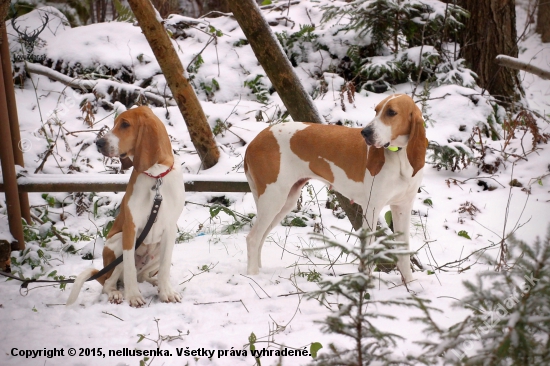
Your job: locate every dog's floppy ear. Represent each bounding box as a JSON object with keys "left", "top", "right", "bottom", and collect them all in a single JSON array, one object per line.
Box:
[
  {"left": 366, "top": 146, "right": 385, "bottom": 176},
  {"left": 406, "top": 108, "right": 427, "bottom": 177},
  {"left": 120, "top": 156, "right": 133, "bottom": 170},
  {"left": 132, "top": 109, "right": 160, "bottom": 173}
]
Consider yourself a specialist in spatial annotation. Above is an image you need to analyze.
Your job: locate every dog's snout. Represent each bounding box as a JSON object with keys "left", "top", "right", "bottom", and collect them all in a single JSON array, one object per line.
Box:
[
  {"left": 96, "top": 138, "right": 106, "bottom": 149},
  {"left": 361, "top": 126, "right": 375, "bottom": 145}
]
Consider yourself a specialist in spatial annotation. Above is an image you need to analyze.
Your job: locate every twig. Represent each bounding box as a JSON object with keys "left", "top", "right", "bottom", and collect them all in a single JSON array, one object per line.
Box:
[
  {"left": 179, "top": 262, "right": 218, "bottom": 284},
  {"left": 450, "top": 175, "right": 506, "bottom": 188},
  {"left": 186, "top": 36, "right": 216, "bottom": 72},
  {"left": 102, "top": 311, "right": 124, "bottom": 321},
  {"left": 240, "top": 274, "right": 271, "bottom": 298},
  {"left": 34, "top": 144, "right": 55, "bottom": 174},
  {"left": 432, "top": 242, "right": 499, "bottom": 271},
  {"left": 193, "top": 299, "right": 249, "bottom": 313},
  {"left": 249, "top": 283, "right": 263, "bottom": 299},
  {"left": 277, "top": 291, "right": 305, "bottom": 297}
]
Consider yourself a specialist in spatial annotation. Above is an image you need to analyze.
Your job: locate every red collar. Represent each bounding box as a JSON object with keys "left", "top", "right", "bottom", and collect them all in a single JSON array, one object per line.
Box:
[{"left": 142, "top": 164, "right": 174, "bottom": 179}]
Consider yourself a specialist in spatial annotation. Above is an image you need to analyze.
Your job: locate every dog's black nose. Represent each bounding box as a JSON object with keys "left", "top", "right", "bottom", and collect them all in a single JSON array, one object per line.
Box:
[
  {"left": 96, "top": 138, "right": 106, "bottom": 149},
  {"left": 361, "top": 126, "right": 375, "bottom": 145}
]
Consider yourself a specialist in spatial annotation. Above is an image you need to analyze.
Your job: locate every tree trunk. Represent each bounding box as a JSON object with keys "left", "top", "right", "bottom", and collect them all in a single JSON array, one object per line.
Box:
[
  {"left": 127, "top": 0, "right": 220, "bottom": 169},
  {"left": 459, "top": 0, "right": 524, "bottom": 106},
  {"left": 227, "top": 0, "right": 363, "bottom": 230},
  {"left": 537, "top": 0, "right": 550, "bottom": 43}
]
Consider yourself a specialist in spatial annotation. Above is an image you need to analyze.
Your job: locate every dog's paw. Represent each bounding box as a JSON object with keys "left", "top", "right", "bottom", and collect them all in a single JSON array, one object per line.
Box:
[
  {"left": 108, "top": 290, "right": 124, "bottom": 304},
  {"left": 126, "top": 292, "right": 146, "bottom": 307},
  {"left": 158, "top": 288, "right": 182, "bottom": 303}
]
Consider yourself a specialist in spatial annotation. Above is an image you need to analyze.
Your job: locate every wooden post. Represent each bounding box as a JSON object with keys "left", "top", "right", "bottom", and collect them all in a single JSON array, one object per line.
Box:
[
  {"left": 126, "top": 0, "right": 220, "bottom": 169},
  {"left": 0, "top": 58, "right": 25, "bottom": 251},
  {"left": 1, "top": 27, "right": 32, "bottom": 225}
]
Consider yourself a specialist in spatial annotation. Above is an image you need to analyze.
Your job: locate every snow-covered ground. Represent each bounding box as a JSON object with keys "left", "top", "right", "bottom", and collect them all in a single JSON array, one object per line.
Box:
[{"left": 1, "top": 1, "right": 549, "bottom": 365}]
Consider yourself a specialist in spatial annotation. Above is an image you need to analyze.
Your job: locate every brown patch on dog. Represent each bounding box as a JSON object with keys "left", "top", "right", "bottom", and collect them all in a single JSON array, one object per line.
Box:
[
  {"left": 290, "top": 124, "right": 369, "bottom": 182},
  {"left": 365, "top": 145, "right": 385, "bottom": 176},
  {"left": 94, "top": 245, "right": 117, "bottom": 285},
  {"left": 406, "top": 108, "right": 427, "bottom": 177},
  {"left": 244, "top": 128, "right": 281, "bottom": 197}
]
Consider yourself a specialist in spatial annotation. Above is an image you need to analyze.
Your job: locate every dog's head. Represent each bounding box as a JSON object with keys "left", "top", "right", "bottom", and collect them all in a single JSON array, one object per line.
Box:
[
  {"left": 361, "top": 94, "right": 427, "bottom": 177},
  {"left": 95, "top": 106, "right": 172, "bottom": 172}
]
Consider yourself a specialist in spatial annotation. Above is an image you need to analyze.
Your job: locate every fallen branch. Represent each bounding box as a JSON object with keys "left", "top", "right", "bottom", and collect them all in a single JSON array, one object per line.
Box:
[
  {"left": 25, "top": 62, "right": 95, "bottom": 91},
  {"left": 496, "top": 55, "right": 550, "bottom": 80},
  {"left": 25, "top": 62, "right": 176, "bottom": 107}
]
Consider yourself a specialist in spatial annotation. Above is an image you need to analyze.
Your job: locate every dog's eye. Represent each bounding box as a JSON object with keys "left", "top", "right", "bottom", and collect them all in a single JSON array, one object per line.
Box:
[
  {"left": 387, "top": 109, "right": 397, "bottom": 117},
  {"left": 121, "top": 121, "right": 130, "bottom": 128}
]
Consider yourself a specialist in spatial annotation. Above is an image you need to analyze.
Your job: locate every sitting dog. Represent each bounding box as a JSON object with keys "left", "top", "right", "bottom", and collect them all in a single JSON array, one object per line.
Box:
[
  {"left": 67, "top": 106, "right": 185, "bottom": 306},
  {"left": 244, "top": 94, "right": 426, "bottom": 282}
]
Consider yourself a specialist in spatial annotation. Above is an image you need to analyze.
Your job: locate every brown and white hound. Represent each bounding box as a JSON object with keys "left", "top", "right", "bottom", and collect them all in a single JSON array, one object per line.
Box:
[
  {"left": 67, "top": 106, "right": 185, "bottom": 306},
  {"left": 244, "top": 94, "right": 426, "bottom": 282}
]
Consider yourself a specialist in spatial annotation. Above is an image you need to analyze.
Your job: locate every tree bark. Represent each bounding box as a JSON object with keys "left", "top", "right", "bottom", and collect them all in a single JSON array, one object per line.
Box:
[
  {"left": 127, "top": 0, "right": 220, "bottom": 169},
  {"left": 537, "top": 0, "right": 550, "bottom": 43},
  {"left": 227, "top": 0, "right": 363, "bottom": 230},
  {"left": 459, "top": 0, "right": 524, "bottom": 106}
]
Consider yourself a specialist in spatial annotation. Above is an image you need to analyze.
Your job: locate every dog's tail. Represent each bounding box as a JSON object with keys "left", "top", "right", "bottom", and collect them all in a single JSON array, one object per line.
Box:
[{"left": 66, "top": 268, "right": 99, "bottom": 306}]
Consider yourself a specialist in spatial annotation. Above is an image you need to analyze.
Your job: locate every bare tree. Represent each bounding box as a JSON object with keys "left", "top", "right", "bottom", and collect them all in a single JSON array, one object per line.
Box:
[
  {"left": 127, "top": 0, "right": 220, "bottom": 169},
  {"left": 459, "top": 0, "right": 525, "bottom": 106},
  {"left": 537, "top": 0, "right": 550, "bottom": 43}
]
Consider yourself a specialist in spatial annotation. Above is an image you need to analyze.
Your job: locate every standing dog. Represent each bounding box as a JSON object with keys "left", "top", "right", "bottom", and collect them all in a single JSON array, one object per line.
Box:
[
  {"left": 244, "top": 94, "right": 426, "bottom": 282},
  {"left": 67, "top": 106, "right": 185, "bottom": 306}
]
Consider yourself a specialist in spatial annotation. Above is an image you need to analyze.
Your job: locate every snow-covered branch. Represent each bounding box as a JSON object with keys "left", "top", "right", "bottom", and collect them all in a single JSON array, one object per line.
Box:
[
  {"left": 25, "top": 62, "right": 176, "bottom": 107},
  {"left": 496, "top": 55, "right": 550, "bottom": 80},
  {"left": 25, "top": 62, "right": 96, "bottom": 91}
]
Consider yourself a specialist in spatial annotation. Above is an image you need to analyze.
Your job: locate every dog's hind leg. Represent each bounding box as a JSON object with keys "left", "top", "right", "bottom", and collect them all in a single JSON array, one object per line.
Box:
[
  {"left": 390, "top": 202, "right": 414, "bottom": 283},
  {"left": 247, "top": 179, "right": 308, "bottom": 275},
  {"left": 247, "top": 189, "right": 289, "bottom": 275},
  {"left": 256, "top": 179, "right": 309, "bottom": 269}
]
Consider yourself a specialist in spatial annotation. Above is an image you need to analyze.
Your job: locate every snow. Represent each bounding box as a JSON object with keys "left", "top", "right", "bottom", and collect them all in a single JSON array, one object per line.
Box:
[{"left": 1, "top": 1, "right": 550, "bottom": 365}]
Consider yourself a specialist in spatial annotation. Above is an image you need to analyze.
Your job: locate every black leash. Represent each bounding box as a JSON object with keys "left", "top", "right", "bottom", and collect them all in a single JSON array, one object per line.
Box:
[{"left": 0, "top": 178, "right": 164, "bottom": 294}]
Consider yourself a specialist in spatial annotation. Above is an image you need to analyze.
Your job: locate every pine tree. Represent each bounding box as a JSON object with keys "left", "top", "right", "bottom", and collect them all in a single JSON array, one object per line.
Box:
[
  {"left": 319, "top": 0, "right": 469, "bottom": 91},
  {"left": 307, "top": 228, "right": 422, "bottom": 365},
  {"left": 414, "top": 227, "right": 550, "bottom": 365}
]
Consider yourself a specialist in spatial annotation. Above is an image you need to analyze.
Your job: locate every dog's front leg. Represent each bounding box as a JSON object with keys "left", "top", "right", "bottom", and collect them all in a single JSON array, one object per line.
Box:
[
  {"left": 361, "top": 204, "right": 383, "bottom": 275},
  {"left": 122, "top": 225, "right": 145, "bottom": 307},
  {"left": 390, "top": 202, "right": 414, "bottom": 283},
  {"left": 157, "top": 226, "right": 181, "bottom": 303},
  {"left": 104, "top": 265, "right": 124, "bottom": 304}
]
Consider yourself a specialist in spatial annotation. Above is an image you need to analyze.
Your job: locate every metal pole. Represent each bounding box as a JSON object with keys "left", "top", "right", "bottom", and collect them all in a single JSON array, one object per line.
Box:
[
  {"left": 0, "top": 54, "right": 25, "bottom": 251},
  {"left": 1, "top": 26, "right": 32, "bottom": 224}
]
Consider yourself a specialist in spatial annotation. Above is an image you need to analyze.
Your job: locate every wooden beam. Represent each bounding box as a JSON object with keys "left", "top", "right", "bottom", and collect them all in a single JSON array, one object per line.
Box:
[
  {"left": 0, "top": 174, "right": 250, "bottom": 193},
  {"left": 0, "top": 181, "right": 250, "bottom": 193}
]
